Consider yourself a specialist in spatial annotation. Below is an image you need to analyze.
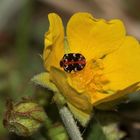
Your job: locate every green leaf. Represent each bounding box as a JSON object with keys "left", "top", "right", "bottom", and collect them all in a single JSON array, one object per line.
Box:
[
  {"left": 31, "top": 72, "right": 59, "bottom": 92},
  {"left": 94, "top": 110, "right": 125, "bottom": 140},
  {"left": 102, "top": 123, "right": 125, "bottom": 140},
  {"left": 87, "top": 118, "right": 106, "bottom": 140}
]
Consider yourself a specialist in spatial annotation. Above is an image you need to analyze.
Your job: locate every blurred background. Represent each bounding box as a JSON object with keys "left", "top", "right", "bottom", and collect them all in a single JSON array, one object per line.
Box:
[{"left": 0, "top": 0, "right": 140, "bottom": 140}]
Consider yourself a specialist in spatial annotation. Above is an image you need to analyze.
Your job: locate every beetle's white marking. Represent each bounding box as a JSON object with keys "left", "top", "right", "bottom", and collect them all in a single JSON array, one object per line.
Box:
[
  {"left": 65, "top": 65, "right": 69, "bottom": 69},
  {"left": 74, "top": 67, "right": 77, "bottom": 71},
  {"left": 73, "top": 54, "right": 76, "bottom": 57},
  {"left": 79, "top": 64, "right": 83, "bottom": 68}
]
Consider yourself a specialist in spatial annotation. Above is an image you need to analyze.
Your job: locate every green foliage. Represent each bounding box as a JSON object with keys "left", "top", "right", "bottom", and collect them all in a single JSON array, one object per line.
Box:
[{"left": 87, "top": 118, "right": 106, "bottom": 140}]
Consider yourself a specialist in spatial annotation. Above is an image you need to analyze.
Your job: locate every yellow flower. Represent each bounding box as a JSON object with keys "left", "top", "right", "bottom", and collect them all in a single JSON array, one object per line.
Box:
[{"left": 33, "top": 12, "right": 140, "bottom": 126}]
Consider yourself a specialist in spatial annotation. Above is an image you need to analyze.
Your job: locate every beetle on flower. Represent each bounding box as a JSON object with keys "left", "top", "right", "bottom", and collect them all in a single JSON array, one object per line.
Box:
[{"left": 32, "top": 12, "right": 140, "bottom": 126}]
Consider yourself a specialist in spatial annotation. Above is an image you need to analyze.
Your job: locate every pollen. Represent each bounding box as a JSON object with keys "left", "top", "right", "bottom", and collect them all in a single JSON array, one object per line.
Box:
[{"left": 68, "top": 59, "right": 109, "bottom": 101}]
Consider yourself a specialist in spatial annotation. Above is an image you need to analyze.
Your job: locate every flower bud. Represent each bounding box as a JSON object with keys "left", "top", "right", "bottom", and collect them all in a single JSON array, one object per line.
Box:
[{"left": 3, "top": 98, "right": 47, "bottom": 136}]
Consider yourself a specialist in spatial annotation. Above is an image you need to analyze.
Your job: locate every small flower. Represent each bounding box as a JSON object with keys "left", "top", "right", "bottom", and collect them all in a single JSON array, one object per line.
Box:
[
  {"left": 3, "top": 98, "right": 47, "bottom": 136},
  {"left": 33, "top": 12, "right": 140, "bottom": 126}
]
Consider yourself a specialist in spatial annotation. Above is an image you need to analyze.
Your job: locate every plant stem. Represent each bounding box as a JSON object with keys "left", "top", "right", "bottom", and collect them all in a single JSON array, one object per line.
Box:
[{"left": 59, "top": 106, "right": 83, "bottom": 140}]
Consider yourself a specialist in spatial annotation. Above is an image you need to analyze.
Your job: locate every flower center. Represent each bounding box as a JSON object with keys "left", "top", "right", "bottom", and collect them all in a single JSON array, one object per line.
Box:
[{"left": 68, "top": 59, "right": 109, "bottom": 98}]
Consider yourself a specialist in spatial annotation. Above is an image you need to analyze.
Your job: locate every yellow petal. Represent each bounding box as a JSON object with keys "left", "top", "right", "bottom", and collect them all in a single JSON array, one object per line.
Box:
[
  {"left": 67, "top": 12, "right": 126, "bottom": 60},
  {"left": 50, "top": 66, "right": 92, "bottom": 113},
  {"left": 94, "top": 82, "right": 140, "bottom": 107},
  {"left": 43, "top": 13, "right": 64, "bottom": 71},
  {"left": 103, "top": 36, "right": 140, "bottom": 91}
]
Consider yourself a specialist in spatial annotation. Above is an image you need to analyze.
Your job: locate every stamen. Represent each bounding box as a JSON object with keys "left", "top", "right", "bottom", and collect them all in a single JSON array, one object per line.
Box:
[{"left": 69, "top": 60, "right": 109, "bottom": 97}]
